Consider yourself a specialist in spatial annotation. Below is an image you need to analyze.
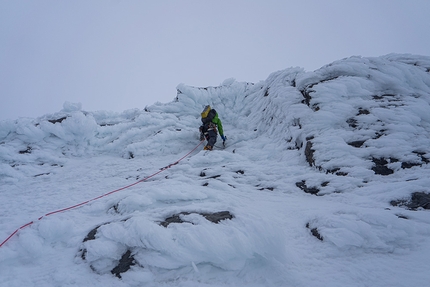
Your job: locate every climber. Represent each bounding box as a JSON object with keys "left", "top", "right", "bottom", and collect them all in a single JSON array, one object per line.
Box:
[{"left": 199, "top": 105, "right": 226, "bottom": 150}]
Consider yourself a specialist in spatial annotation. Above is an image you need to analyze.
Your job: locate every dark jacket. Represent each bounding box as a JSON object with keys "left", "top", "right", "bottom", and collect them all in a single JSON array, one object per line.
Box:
[{"left": 201, "top": 108, "right": 224, "bottom": 136}]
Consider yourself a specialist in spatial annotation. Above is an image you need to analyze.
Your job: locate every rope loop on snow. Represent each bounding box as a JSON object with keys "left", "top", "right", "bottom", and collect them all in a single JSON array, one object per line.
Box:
[{"left": 0, "top": 140, "right": 205, "bottom": 248}]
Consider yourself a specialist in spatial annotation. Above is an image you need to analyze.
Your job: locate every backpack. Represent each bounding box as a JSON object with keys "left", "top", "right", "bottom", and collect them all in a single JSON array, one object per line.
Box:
[{"left": 202, "top": 109, "right": 217, "bottom": 124}]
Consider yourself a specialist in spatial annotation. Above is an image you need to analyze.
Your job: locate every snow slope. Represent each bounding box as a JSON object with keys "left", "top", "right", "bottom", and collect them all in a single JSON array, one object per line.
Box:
[{"left": 1, "top": 54, "right": 430, "bottom": 287}]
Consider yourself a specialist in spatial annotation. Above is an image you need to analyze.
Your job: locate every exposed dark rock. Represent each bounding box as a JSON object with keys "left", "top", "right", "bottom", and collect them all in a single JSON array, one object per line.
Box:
[
  {"left": 310, "top": 228, "right": 323, "bottom": 241},
  {"left": 414, "top": 151, "right": 429, "bottom": 164},
  {"left": 391, "top": 192, "right": 430, "bottom": 210},
  {"left": 19, "top": 146, "right": 32, "bottom": 154},
  {"left": 371, "top": 158, "right": 394, "bottom": 175},
  {"left": 108, "top": 204, "right": 120, "bottom": 214},
  {"left": 199, "top": 170, "right": 220, "bottom": 179},
  {"left": 373, "top": 94, "right": 397, "bottom": 101},
  {"left": 304, "top": 141, "right": 315, "bottom": 167},
  {"left": 83, "top": 226, "right": 100, "bottom": 242},
  {"left": 334, "top": 170, "right": 348, "bottom": 176},
  {"left": 203, "top": 211, "right": 234, "bottom": 223},
  {"left": 48, "top": 117, "right": 67, "bottom": 124},
  {"left": 401, "top": 162, "right": 421, "bottom": 169},
  {"left": 100, "top": 123, "right": 116, "bottom": 127},
  {"left": 80, "top": 225, "right": 103, "bottom": 260},
  {"left": 235, "top": 170, "right": 245, "bottom": 174},
  {"left": 300, "top": 89, "right": 313, "bottom": 106},
  {"left": 258, "top": 187, "right": 274, "bottom": 191},
  {"left": 161, "top": 213, "right": 186, "bottom": 226},
  {"left": 306, "top": 223, "right": 323, "bottom": 241},
  {"left": 34, "top": 173, "right": 50, "bottom": 177},
  {"left": 296, "top": 180, "right": 319, "bottom": 195},
  {"left": 347, "top": 140, "right": 366, "bottom": 148},
  {"left": 160, "top": 211, "right": 234, "bottom": 227},
  {"left": 300, "top": 77, "right": 341, "bottom": 108},
  {"left": 208, "top": 175, "right": 221, "bottom": 179},
  {"left": 399, "top": 152, "right": 428, "bottom": 169},
  {"left": 346, "top": 118, "right": 358, "bottom": 128},
  {"left": 372, "top": 165, "right": 393, "bottom": 175},
  {"left": 292, "top": 118, "right": 302, "bottom": 129},
  {"left": 111, "top": 250, "right": 136, "bottom": 279},
  {"left": 373, "top": 129, "right": 386, "bottom": 139},
  {"left": 357, "top": 108, "right": 370, "bottom": 115}
]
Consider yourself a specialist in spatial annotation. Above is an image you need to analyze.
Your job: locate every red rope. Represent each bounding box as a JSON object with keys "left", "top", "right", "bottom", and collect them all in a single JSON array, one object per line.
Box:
[{"left": 0, "top": 141, "right": 204, "bottom": 248}]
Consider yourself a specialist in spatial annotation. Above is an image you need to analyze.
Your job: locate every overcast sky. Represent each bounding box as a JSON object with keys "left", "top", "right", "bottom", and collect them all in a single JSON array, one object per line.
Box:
[{"left": 1, "top": 0, "right": 429, "bottom": 121}]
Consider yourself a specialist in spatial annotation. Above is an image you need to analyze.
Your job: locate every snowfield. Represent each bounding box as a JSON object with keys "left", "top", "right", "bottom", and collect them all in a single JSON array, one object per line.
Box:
[{"left": 1, "top": 54, "right": 430, "bottom": 287}]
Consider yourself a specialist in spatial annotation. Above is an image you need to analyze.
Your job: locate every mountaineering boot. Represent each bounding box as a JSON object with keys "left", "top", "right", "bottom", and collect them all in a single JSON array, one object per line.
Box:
[{"left": 204, "top": 145, "right": 213, "bottom": 151}]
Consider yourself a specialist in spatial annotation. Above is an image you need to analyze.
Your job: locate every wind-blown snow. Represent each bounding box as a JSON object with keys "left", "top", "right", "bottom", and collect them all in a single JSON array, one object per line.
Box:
[{"left": 1, "top": 54, "right": 430, "bottom": 286}]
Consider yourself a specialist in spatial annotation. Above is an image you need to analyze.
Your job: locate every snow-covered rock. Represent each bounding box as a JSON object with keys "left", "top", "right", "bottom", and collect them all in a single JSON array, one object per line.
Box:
[{"left": 1, "top": 54, "right": 430, "bottom": 287}]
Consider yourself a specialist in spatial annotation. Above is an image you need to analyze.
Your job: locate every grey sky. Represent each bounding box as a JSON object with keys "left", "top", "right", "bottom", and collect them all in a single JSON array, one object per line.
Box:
[{"left": 1, "top": 0, "right": 429, "bottom": 120}]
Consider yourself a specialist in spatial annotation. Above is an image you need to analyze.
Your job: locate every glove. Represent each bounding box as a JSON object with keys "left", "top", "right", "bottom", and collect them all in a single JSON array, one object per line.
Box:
[{"left": 221, "top": 135, "right": 227, "bottom": 141}]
